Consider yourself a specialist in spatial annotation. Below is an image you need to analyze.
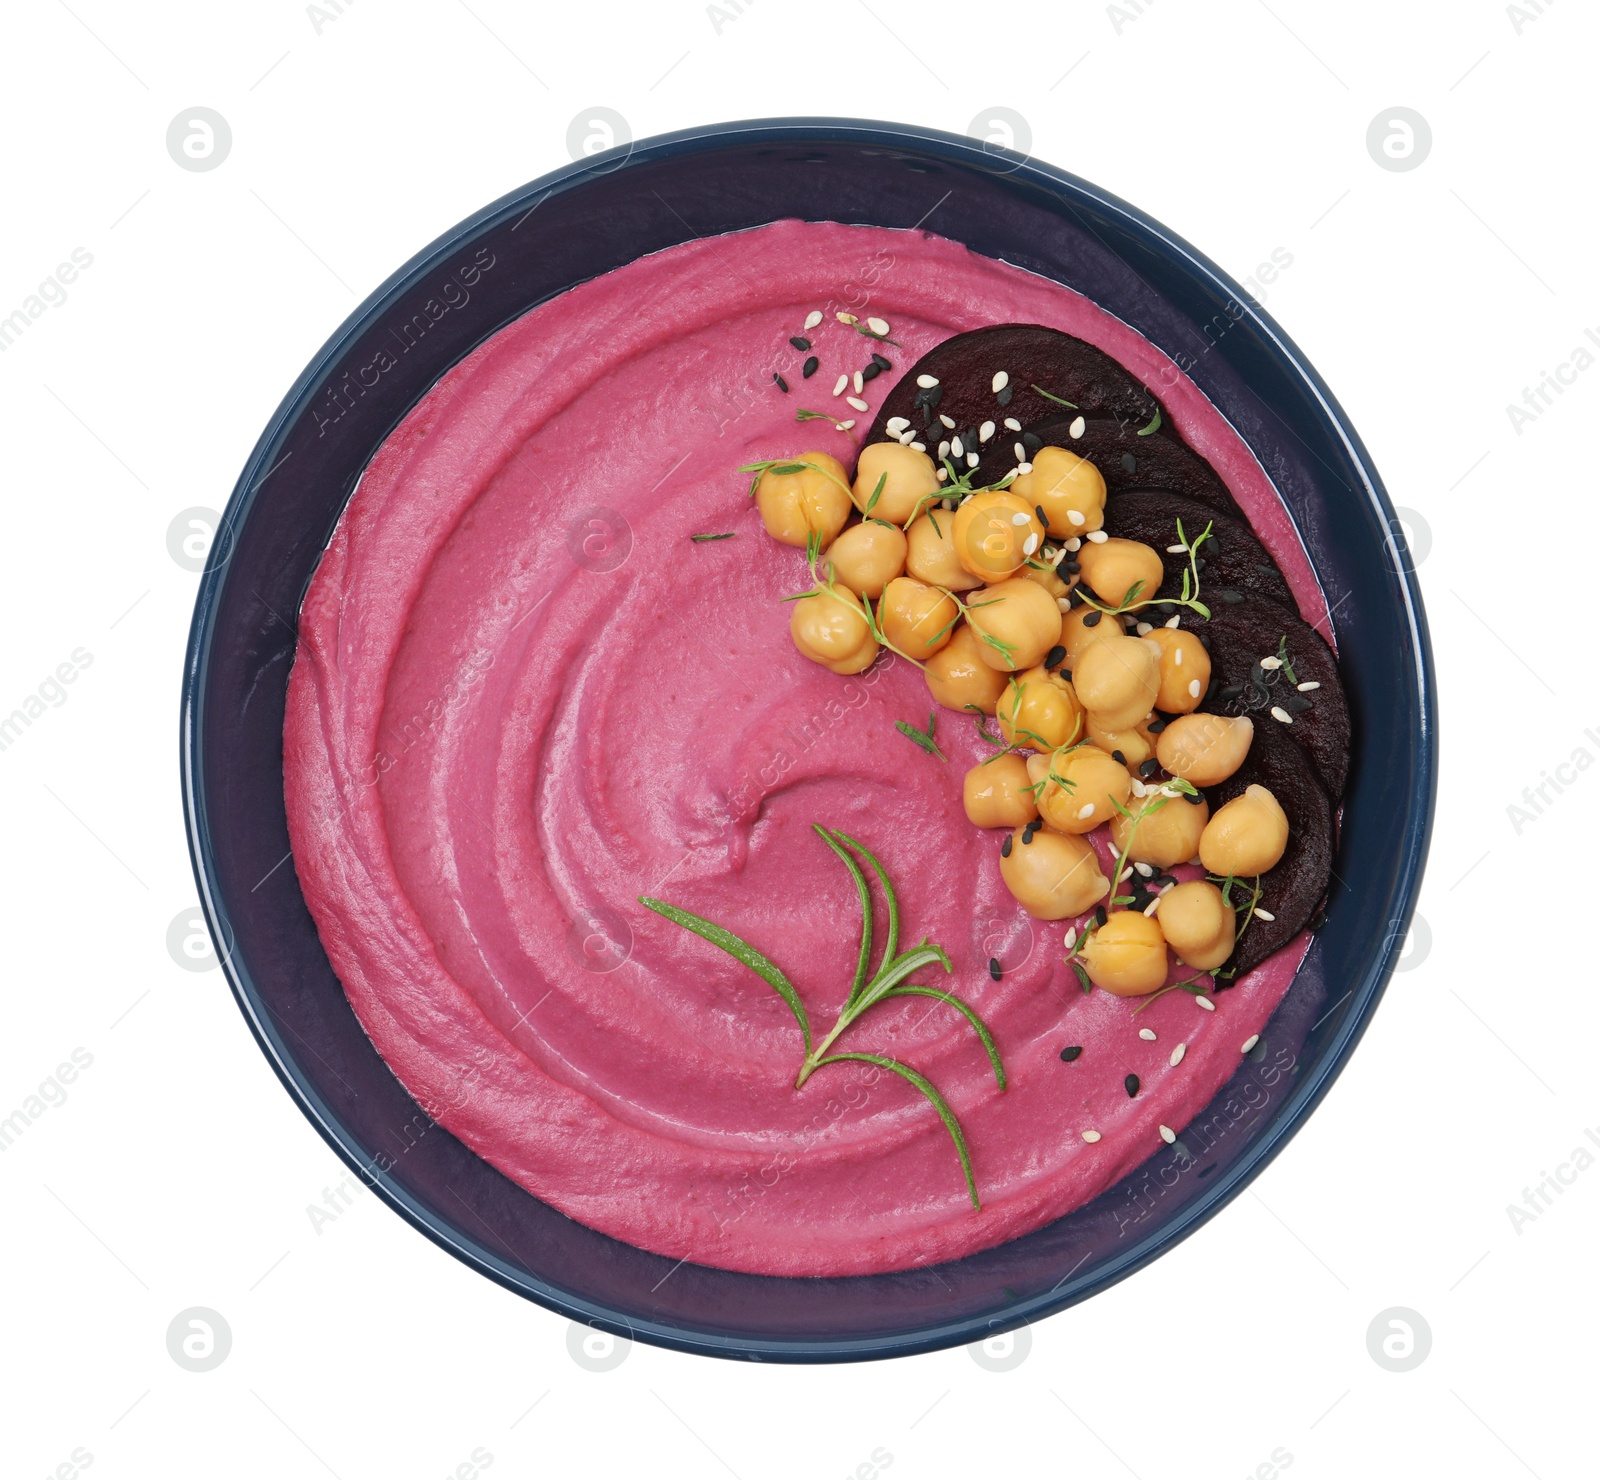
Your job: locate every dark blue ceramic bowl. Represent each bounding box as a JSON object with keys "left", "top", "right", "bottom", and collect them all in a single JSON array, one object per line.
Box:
[{"left": 181, "top": 118, "right": 1435, "bottom": 1361}]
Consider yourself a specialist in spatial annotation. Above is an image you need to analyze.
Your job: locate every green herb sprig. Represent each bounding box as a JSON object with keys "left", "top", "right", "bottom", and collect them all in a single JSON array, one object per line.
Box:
[
  {"left": 1075, "top": 516, "right": 1214, "bottom": 622},
  {"left": 641, "top": 826, "right": 1005, "bottom": 1208},
  {"left": 895, "top": 710, "right": 945, "bottom": 760},
  {"left": 1030, "top": 384, "right": 1078, "bottom": 409}
]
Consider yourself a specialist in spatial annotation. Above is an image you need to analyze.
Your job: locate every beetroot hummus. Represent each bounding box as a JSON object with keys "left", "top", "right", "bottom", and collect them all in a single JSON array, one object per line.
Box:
[{"left": 284, "top": 220, "right": 1327, "bottom": 1276}]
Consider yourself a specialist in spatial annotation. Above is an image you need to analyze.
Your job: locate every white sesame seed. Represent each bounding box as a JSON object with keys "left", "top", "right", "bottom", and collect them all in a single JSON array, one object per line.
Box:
[
  {"left": 1253, "top": 907, "right": 1276, "bottom": 921},
  {"left": 852, "top": 370, "right": 864, "bottom": 394},
  {"left": 942, "top": 498, "right": 955, "bottom": 510},
  {"left": 1135, "top": 621, "right": 1152, "bottom": 635},
  {"left": 898, "top": 429, "right": 916, "bottom": 445},
  {"left": 910, "top": 441, "right": 926, "bottom": 452},
  {"left": 1016, "top": 460, "right": 1034, "bottom": 474},
  {"left": 1241, "top": 1034, "right": 1260, "bottom": 1053},
  {"left": 803, "top": 310, "right": 823, "bottom": 330},
  {"left": 966, "top": 452, "right": 979, "bottom": 468},
  {"left": 1130, "top": 779, "right": 1148, "bottom": 797},
  {"left": 1069, "top": 415, "right": 1086, "bottom": 438},
  {"left": 886, "top": 415, "right": 910, "bottom": 433},
  {"left": 1065, "top": 537, "right": 1082, "bottom": 552},
  {"left": 1297, "top": 681, "right": 1321, "bottom": 692},
  {"left": 1167, "top": 543, "right": 1187, "bottom": 554},
  {"left": 867, "top": 316, "right": 890, "bottom": 335},
  {"left": 952, "top": 437, "right": 966, "bottom": 458},
  {"left": 1164, "top": 615, "right": 1180, "bottom": 629},
  {"left": 1159, "top": 1124, "right": 1176, "bottom": 1144},
  {"left": 1143, "top": 896, "right": 1161, "bottom": 917},
  {"left": 1173, "top": 647, "right": 1184, "bottom": 666},
  {"left": 847, "top": 396, "right": 869, "bottom": 412},
  {"left": 836, "top": 419, "right": 856, "bottom": 430},
  {"left": 1169, "top": 1043, "right": 1186, "bottom": 1066},
  {"left": 1067, "top": 509, "right": 1086, "bottom": 526},
  {"left": 940, "top": 413, "right": 956, "bottom": 429},
  {"left": 1056, "top": 597, "right": 1071, "bottom": 611},
  {"left": 831, "top": 374, "right": 848, "bottom": 397},
  {"left": 916, "top": 374, "right": 939, "bottom": 389},
  {"left": 1134, "top": 862, "right": 1153, "bottom": 878},
  {"left": 1081, "top": 1129, "right": 1101, "bottom": 1143},
  {"left": 1010, "top": 511, "right": 1030, "bottom": 526},
  {"left": 1139, "top": 1027, "right": 1157, "bottom": 1041},
  {"left": 1188, "top": 679, "right": 1202, "bottom": 698},
  {"left": 1271, "top": 706, "right": 1293, "bottom": 724},
  {"left": 1118, "top": 867, "right": 1133, "bottom": 883},
  {"left": 1196, "top": 995, "right": 1216, "bottom": 1012},
  {"left": 1011, "top": 442, "right": 1027, "bottom": 462},
  {"left": 1260, "top": 656, "right": 1282, "bottom": 670},
  {"left": 992, "top": 371, "right": 1009, "bottom": 393},
  {"left": 1049, "top": 546, "right": 1066, "bottom": 567},
  {"left": 1075, "top": 802, "right": 1094, "bottom": 820},
  {"left": 1004, "top": 417, "right": 1022, "bottom": 431},
  {"left": 979, "top": 420, "right": 995, "bottom": 443},
  {"left": 938, "top": 440, "right": 950, "bottom": 459},
  {"left": 1023, "top": 532, "right": 1039, "bottom": 555},
  {"left": 837, "top": 312, "right": 858, "bottom": 325},
  {"left": 1063, "top": 927, "right": 1077, "bottom": 949},
  {"left": 1086, "top": 530, "right": 1108, "bottom": 543},
  {"left": 936, "top": 467, "right": 948, "bottom": 482}
]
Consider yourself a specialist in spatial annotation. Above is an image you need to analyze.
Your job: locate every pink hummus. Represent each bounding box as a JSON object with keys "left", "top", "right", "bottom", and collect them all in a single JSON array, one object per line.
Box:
[{"left": 284, "top": 220, "right": 1325, "bottom": 1276}]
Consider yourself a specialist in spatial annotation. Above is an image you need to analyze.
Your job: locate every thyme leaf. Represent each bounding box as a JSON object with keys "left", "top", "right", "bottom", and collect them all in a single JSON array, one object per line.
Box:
[{"left": 895, "top": 710, "right": 946, "bottom": 761}]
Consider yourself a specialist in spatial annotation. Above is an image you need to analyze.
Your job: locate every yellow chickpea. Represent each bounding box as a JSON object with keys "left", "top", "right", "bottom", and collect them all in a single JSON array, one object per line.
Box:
[
  {"left": 789, "top": 586, "right": 878, "bottom": 675},
  {"left": 1087, "top": 713, "right": 1155, "bottom": 769},
  {"left": 1009, "top": 446, "right": 1107, "bottom": 538},
  {"left": 1156, "top": 880, "right": 1237, "bottom": 971},
  {"left": 879, "top": 576, "right": 959, "bottom": 658},
  {"left": 822, "top": 520, "right": 907, "bottom": 599},
  {"left": 951, "top": 491, "right": 1047, "bottom": 584},
  {"left": 1079, "top": 911, "right": 1170, "bottom": 996},
  {"left": 997, "top": 666, "right": 1084, "bottom": 752},
  {"left": 925, "top": 622, "right": 1009, "bottom": 714},
  {"left": 965, "top": 577, "right": 1062, "bottom": 672},
  {"left": 999, "top": 826, "right": 1109, "bottom": 920},
  {"left": 1156, "top": 714, "right": 1254, "bottom": 787},
  {"left": 963, "top": 754, "right": 1039, "bottom": 829},
  {"left": 1073, "top": 633, "right": 1162, "bottom": 730},
  {"left": 1059, "top": 603, "right": 1125, "bottom": 668},
  {"left": 1109, "top": 791, "right": 1210, "bottom": 868},
  {"left": 1145, "top": 626, "right": 1212, "bottom": 714},
  {"left": 906, "top": 512, "right": 985, "bottom": 593},
  {"left": 853, "top": 441, "right": 941, "bottom": 525},
  {"left": 1199, "top": 784, "right": 1289, "bottom": 877},
  {"left": 1076, "top": 537, "right": 1165, "bottom": 609},
  {"left": 755, "top": 451, "right": 853, "bottom": 548},
  {"left": 1037, "top": 743, "right": 1133, "bottom": 833}
]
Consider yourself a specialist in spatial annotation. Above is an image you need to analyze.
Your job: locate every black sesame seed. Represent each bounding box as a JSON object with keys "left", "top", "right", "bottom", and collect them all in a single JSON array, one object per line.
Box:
[
  {"left": 1124, "top": 1073, "right": 1140, "bottom": 1098},
  {"left": 988, "top": 957, "right": 1002, "bottom": 982},
  {"left": 1147, "top": 716, "right": 1167, "bottom": 733},
  {"left": 1139, "top": 758, "right": 1159, "bottom": 777},
  {"left": 1121, "top": 453, "right": 1137, "bottom": 474},
  {"left": 1182, "top": 789, "right": 1205, "bottom": 805},
  {"left": 861, "top": 362, "right": 881, "bottom": 382},
  {"left": 871, "top": 353, "right": 892, "bottom": 371},
  {"left": 1062, "top": 560, "right": 1080, "bottom": 574},
  {"left": 1111, "top": 749, "right": 1126, "bottom": 765},
  {"left": 1309, "top": 907, "right": 1327, "bottom": 931},
  {"left": 1093, "top": 906, "right": 1107, "bottom": 927},
  {"left": 1217, "top": 588, "right": 1245, "bottom": 605},
  {"left": 1000, "top": 834, "right": 1013, "bottom": 858},
  {"left": 1255, "top": 563, "right": 1278, "bottom": 577},
  {"left": 789, "top": 336, "right": 811, "bottom": 351},
  {"left": 773, "top": 373, "right": 789, "bottom": 392},
  {"left": 802, "top": 355, "right": 819, "bottom": 378},
  {"left": 1068, "top": 588, "right": 1085, "bottom": 607},
  {"left": 1083, "top": 610, "right": 1102, "bottom": 627},
  {"left": 1045, "top": 645, "right": 1067, "bottom": 669},
  {"left": 1157, "top": 602, "right": 1177, "bottom": 616},
  {"left": 1023, "top": 431, "right": 1042, "bottom": 450},
  {"left": 1059, "top": 1045, "right": 1083, "bottom": 1062},
  {"left": 997, "top": 385, "right": 1014, "bottom": 405},
  {"left": 1194, "top": 558, "right": 1207, "bottom": 574},
  {"left": 1285, "top": 694, "right": 1313, "bottom": 713},
  {"left": 1036, "top": 505, "right": 1049, "bottom": 528},
  {"left": 1218, "top": 684, "right": 1243, "bottom": 701},
  {"left": 1196, "top": 633, "right": 1210, "bottom": 650}
]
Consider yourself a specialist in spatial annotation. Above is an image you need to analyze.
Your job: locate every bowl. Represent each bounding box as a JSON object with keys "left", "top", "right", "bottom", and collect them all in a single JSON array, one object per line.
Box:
[{"left": 181, "top": 118, "right": 1435, "bottom": 1362}]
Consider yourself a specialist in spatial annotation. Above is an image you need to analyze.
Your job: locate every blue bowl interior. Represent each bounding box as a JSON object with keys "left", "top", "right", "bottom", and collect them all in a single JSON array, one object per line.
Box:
[{"left": 182, "top": 120, "right": 1434, "bottom": 1361}]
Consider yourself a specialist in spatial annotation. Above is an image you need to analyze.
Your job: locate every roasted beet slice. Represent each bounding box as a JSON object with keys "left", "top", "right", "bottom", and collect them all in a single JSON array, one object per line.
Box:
[
  {"left": 1202, "top": 718, "right": 1332, "bottom": 979},
  {"left": 864, "top": 324, "right": 1162, "bottom": 447},
  {"left": 1180, "top": 597, "right": 1349, "bottom": 797},
  {"left": 969, "top": 416, "right": 1240, "bottom": 520},
  {"left": 1101, "top": 491, "right": 1293, "bottom": 610}
]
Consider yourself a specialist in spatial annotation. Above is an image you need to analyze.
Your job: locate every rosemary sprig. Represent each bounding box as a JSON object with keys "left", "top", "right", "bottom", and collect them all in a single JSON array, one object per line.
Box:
[
  {"left": 640, "top": 825, "right": 1005, "bottom": 1208},
  {"left": 691, "top": 532, "right": 736, "bottom": 542},
  {"left": 895, "top": 710, "right": 945, "bottom": 760},
  {"left": 1031, "top": 384, "right": 1078, "bottom": 408}
]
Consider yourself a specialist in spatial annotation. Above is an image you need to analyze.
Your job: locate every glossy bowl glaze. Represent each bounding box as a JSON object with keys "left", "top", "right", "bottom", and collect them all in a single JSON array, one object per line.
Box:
[{"left": 181, "top": 119, "right": 1435, "bottom": 1361}]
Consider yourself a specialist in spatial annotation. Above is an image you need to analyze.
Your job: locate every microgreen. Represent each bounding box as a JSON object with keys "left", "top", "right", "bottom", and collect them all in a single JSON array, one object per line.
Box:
[
  {"left": 854, "top": 322, "right": 902, "bottom": 347},
  {"left": 1076, "top": 517, "right": 1213, "bottom": 622},
  {"left": 864, "top": 471, "right": 887, "bottom": 514},
  {"left": 794, "top": 407, "right": 850, "bottom": 430},
  {"left": 641, "top": 825, "right": 1006, "bottom": 1208},
  {"left": 739, "top": 456, "right": 855, "bottom": 505},
  {"left": 895, "top": 710, "right": 945, "bottom": 761},
  {"left": 691, "top": 532, "right": 736, "bottom": 543},
  {"left": 1137, "top": 407, "right": 1163, "bottom": 437},
  {"left": 1030, "top": 384, "right": 1078, "bottom": 409},
  {"left": 1276, "top": 636, "right": 1298, "bottom": 686}
]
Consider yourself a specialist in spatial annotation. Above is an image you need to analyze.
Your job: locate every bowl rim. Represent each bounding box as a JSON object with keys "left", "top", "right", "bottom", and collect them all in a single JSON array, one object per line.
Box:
[{"left": 181, "top": 115, "right": 1437, "bottom": 1361}]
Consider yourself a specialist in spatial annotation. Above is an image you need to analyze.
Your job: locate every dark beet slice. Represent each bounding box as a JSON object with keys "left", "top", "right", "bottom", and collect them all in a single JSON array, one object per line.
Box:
[
  {"left": 1101, "top": 491, "right": 1293, "bottom": 610},
  {"left": 1180, "top": 597, "right": 1349, "bottom": 797},
  {"left": 864, "top": 324, "right": 1162, "bottom": 447},
  {"left": 968, "top": 416, "right": 1241, "bottom": 520},
  {"left": 1202, "top": 718, "right": 1332, "bottom": 979}
]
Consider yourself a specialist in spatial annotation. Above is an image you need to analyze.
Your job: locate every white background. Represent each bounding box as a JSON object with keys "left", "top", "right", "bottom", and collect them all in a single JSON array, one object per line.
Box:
[{"left": 0, "top": 1, "right": 1590, "bottom": 1476}]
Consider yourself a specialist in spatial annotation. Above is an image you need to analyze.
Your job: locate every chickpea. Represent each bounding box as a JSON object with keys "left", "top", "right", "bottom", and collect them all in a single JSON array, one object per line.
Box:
[
  {"left": 999, "top": 825, "right": 1109, "bottom": 920},
  {"left": 925, "top": 622, "right": 1008, "bottom": 714},
  {"left": 906, "top": 512, "right": 985, "bottom": 593},
  {"left": 756, "top": 450, "right": 853, "bottom": 548},
  {"left": 1199, "top": 783, "right": 1289, "bottom": 877},
  {"left": 853, "top": 441, "right": 941, "bottom": 525},
  {"left": 1076, "top": 537, "right": 1165, "bottom": 610},
  {"left": 1156, "top": 713, "right": 1253, "bottom": 787},
  {"left": 965, "top": 577, "right": 1062, "bottom": 672},
  {"left": 1059, "top": 603, "right": 1125, "bottom": 668},
  {"left": 1156, "top": 880, "right": 1236, "bottom": 971},
  {"left": 789, "top": 585, "right": 879, "bottom": 675},
  {"left": 823, "top": 519, "right": 906, "bottom": 599},
  {"left": 997, "top": 666, "right": 1084, "bottom": 752},
  {"left": 1020, "top": 557, "right": 1072, "bottom": 601},
  {"left": 1079, "top": 911, "right": 1170, "bottom": 996},
  {"left": 1109, "top": 790, "right": 1209, "bottom": 868},
  {"left": 963, "top": 753, "right": 1039, "bottom": 829},
  {"left": 1037, "top": 743, "right": 1132, "bottom": 833},
  {"left": 1073, "top": 634, "right": 1162, "bottom": 730},
  {"left": 1009, "top": 446, "right": 1107, "bottom": 538},
  {"left": 880, "top": 576, "right": 959, "bottom": 657},
  {"left": 951, "top": 491, "right": 1047, "bottom": 584},
  {"left": 1145, "top": 626, "right": 1212, "bottom": 714},
  {"left": 1087, "top": 713, "right": 1155, "bottom": 769}
]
